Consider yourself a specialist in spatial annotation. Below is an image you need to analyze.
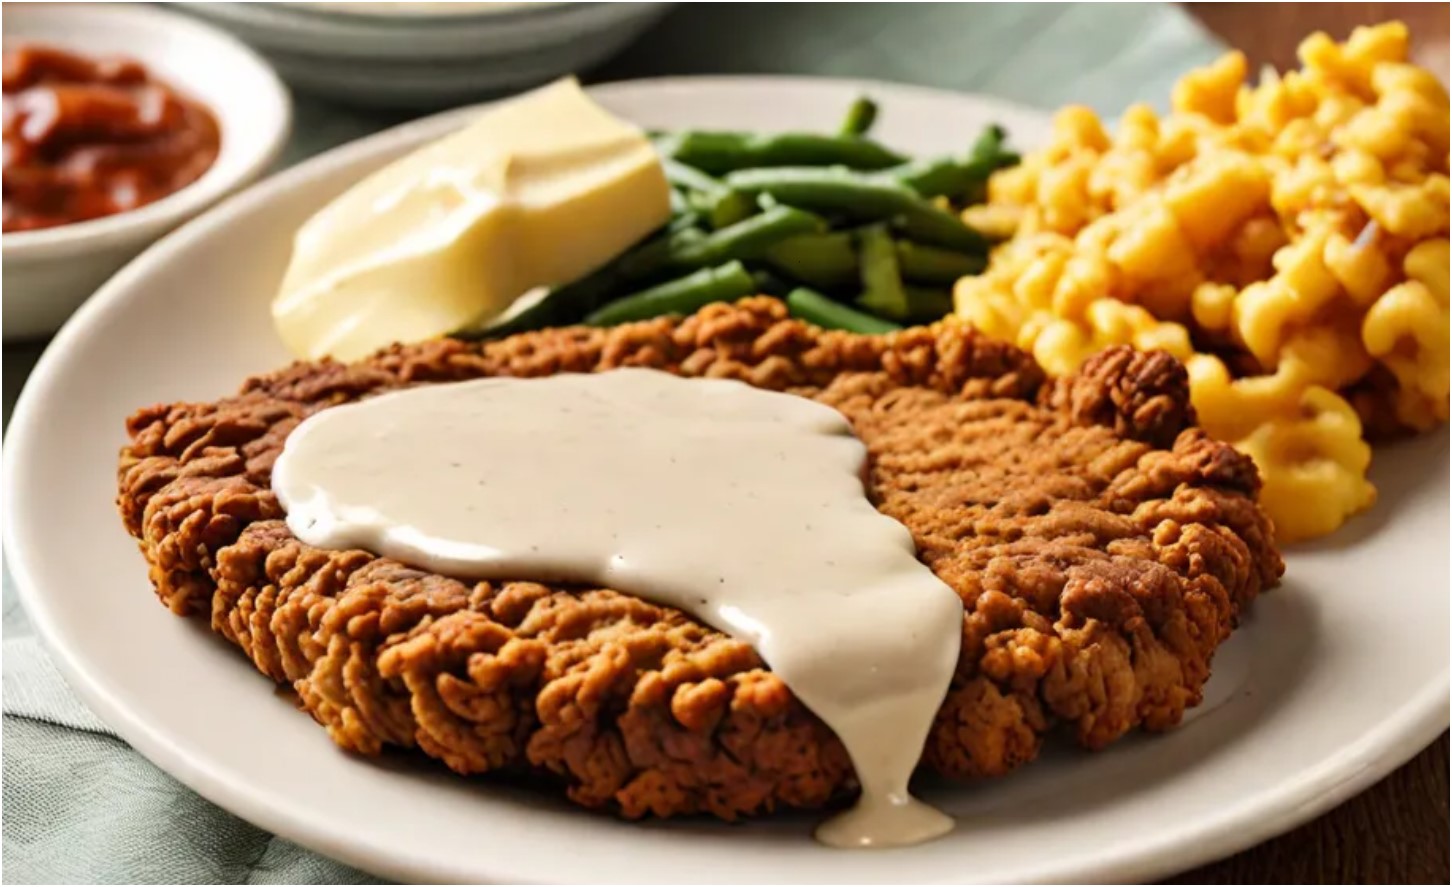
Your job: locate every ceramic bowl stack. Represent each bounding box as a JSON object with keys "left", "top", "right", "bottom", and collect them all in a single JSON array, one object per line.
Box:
[
  {"left": 177, "top": 2, "right": 673, "bottom": 108},
  {"left": 2, "top": 2, "right": 291, "bottom": 339}
]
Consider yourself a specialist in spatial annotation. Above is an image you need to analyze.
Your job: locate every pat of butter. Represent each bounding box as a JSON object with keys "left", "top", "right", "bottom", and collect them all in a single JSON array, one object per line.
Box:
[{"left": 272, "top": 77, "right": 670, "bottom": 360}]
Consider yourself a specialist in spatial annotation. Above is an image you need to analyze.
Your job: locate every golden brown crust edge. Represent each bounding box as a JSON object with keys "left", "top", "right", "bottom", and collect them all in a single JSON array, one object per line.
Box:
[{"left": 116, "top": 297, "right": 1283, "bottom": 821}]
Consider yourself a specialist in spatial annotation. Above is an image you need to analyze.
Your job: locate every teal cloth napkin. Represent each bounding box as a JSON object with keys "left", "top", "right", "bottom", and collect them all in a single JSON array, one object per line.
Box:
[{"left": 1, "top": 3, "right": 1224, "bottom": 883}]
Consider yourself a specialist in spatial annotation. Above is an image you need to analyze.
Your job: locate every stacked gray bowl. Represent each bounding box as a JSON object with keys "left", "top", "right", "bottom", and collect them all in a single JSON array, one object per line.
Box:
[{"left": 179, "top": 2, "right": 671, "bottom": 108}]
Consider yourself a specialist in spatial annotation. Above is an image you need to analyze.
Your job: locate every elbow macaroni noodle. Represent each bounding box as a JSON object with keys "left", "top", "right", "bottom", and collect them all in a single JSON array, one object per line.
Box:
[{"left": 954, "top": 22, "right": 1449, "bottom": 542}]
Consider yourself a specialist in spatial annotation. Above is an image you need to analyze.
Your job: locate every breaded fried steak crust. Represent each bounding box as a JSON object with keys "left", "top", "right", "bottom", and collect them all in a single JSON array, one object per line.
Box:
[{"left": 117, "top": 297, "right": 1282, "bottom": 821}]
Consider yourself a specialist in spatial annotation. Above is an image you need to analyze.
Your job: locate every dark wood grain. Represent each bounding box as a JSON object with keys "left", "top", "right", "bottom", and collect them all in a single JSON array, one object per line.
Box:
[
  {"left": 1172, "top": 9, "right": 1450, "bottom": 882},
  {"left": 1186, "top": 1, "right": 1449, "bottom": 82},
  {"left": 1173, "top": 734, "right": 1449, "bottom": 884}
]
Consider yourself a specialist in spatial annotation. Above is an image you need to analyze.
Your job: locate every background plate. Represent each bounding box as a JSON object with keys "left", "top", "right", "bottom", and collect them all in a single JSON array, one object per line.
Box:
[{"left": 5, "top": 77, "right": 1448, "bottom": 884}]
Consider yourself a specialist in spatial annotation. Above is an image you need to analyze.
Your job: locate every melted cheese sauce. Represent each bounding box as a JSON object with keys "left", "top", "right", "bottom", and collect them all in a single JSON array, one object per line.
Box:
[{"left": 272, "top": 368, "right": 964, "bottom": 848}]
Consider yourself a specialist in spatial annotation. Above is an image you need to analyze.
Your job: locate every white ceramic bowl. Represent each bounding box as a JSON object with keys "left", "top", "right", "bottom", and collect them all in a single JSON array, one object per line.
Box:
[
  {"left": 2, "top": 2, "right": 291, "bottom": 340},
  {"left": 176, "top": 2, "right": 673, "bottom": 108}
]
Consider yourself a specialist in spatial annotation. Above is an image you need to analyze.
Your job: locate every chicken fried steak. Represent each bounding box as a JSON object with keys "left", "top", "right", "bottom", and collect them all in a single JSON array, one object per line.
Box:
[{"left": 117, "top": 297, "right": 1282, "bottom": 822}]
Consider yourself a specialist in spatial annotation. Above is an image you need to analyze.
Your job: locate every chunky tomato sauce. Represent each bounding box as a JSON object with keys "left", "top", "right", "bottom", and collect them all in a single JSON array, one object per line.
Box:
[{"left": 2, "top": 45, "right": 221, "bottom": 233}]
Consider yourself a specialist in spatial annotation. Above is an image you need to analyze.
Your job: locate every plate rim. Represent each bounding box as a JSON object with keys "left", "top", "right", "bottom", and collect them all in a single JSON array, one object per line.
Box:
[{"left": 5, "top": 74, "right": 1448, "bottom": 885}]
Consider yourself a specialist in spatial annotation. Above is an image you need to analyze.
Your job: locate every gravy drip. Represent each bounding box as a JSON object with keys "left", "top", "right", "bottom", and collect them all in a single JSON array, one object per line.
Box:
[{"left": 273, "top": 368, "right": 964, "bottom": 848}]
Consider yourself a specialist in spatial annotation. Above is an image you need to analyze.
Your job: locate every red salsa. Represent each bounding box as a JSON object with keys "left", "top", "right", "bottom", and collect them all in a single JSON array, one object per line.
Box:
[{"left": 2, "top": 45, "right": 221, "bottom": 233}]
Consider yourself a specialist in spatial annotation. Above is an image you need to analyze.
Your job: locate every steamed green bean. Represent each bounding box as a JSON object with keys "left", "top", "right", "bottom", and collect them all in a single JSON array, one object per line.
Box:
[
  {"left": 764, "top": 232, "right": 858, "bottom": 290},
  {"left": 621, "top": 205, "right": 826, "bottom": 281},
  {"left": 904, "top": 285, "right": 954, "bottom": 322},
  {"left": 896, "top": 241, "right": 986, "bottom": 283},
  {"left": 838, "top": 97, "right": 878, "bottom": 137},
  {"left": 787, "top": 287, "right": 901, "bottom": 334},
  {"left": 856, "top": 224, "right": 910, "bottom": 320},
  {"left": 671, "top": 205, "right": 827, "bottom": 268},
  {"left": 457, "top": 263, "right": 620, "bottom": 339},
  {"left": 668, "top": 131, "right": 906, "bottom": 175},
  {"left": 889, "top": 124, "right": 1020, "bottom": 200},
  {"left": 585, "top": 261, "right": 757, "bottom": 326},
  {"left": 662, "top": 159, "right": 754, "bottom": 229},
  {"left": 724, "top": 166, "right": 988, "bottom": 252},
  {"left": 890, "top": 155, "right": 977, "bottom": 199}
]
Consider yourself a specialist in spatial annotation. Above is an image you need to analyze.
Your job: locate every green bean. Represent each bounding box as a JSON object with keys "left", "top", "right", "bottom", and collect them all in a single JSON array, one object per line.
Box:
[
  {"left": 787, "top": 287, "right": 901, "bottom": 334},
  {"left": 752, "top": 269, "right": 793, "bottom": 297},
  {"left": 895, "top": 202, "right": 990, "bottom": 253},
  {"left": 970, "top": 124, "right": 1011, "bottom": 162},
  {"left": 764, "top": 232, "right": 858, "bottom": 290},
  {"left": 892, "top": 153, "right": 1018, "bottom": 201},
  {"left": 663, "top": 156, "right": 725, "bottom": 194},
  {"left": 856, "top": 224, "right": 909, "bottom": 320},
  {"left": 724, "top": 166, "right": 988, "bottom": 253},
  {"left": 728, "top": 165, "right": 917, "bottom": 216},
  {"left": 704, "top": 191, "right": 758, "bottom": 229},
  {"left": 668, "top": 209, "right": 704, "bottom": 233},
  {"left": 618, "top": 227, "right": 709, "bottom": 279},
  {"left": 890, "top": 156, "right": 976, "bottom": 199},
  {"left": 585, "top": 261, "right": 757, "bottom": 326},
  {"left": 889, "top": 125, "right": 1020, "bottom": 200},
  {"left": 895, "top": 241, "right": 986, "bottom": 284},
  {"left": 965, "top": 124, "right": 1020, "bottom": 178},
  {"left": 683, "top": 205, "right": 825, "bottom": 265},
  {"left": 455, "top": 265, "right": 621, "bottom": 339},
  {"left": 457, "top": 217, "right": 699, "bottom": 337},
  {"left": 624, "top": 205, "right": 826, "bottom": 280},
  {"left": 662, "top": 159, "right": 754, "bottom": 229},
  {"left": 838, "top": 96, "right": 878, "bottom": 137},
  {"left": 904, "top": 285, "right": 954, "bottom": 322},
  {"left": 668, "top": 131, "right": 906, "bottom": 175},
  {"left": 960, "top": 124, "right": 1020, "bottom": 203}
]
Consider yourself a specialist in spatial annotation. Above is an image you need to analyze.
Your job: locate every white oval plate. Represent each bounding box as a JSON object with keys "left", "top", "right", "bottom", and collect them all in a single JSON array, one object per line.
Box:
[{"left": 5, "top": 77, "right": 1448, "bottom": 885}]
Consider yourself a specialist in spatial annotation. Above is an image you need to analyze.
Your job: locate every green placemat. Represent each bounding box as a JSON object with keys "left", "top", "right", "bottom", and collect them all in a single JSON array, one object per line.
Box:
[{"left": 1, "top": 3, "right": 1224, "bottom": 883}]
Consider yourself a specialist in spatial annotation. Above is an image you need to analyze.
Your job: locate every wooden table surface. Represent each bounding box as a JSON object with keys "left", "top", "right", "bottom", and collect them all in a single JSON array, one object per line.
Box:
[{"left": 1173, "top": 10, "right": 1449, "bottom": 884}]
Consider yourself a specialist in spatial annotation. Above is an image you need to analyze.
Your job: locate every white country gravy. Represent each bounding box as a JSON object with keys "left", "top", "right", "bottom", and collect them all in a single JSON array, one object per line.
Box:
[{"left": 272, "top": 368, "right": 964, "bottom": 848}]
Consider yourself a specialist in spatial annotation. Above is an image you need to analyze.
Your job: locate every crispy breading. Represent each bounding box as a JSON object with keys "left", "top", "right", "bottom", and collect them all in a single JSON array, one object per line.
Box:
[{"left": 117, "top": 297, "right": 1282, "bottom": 821}]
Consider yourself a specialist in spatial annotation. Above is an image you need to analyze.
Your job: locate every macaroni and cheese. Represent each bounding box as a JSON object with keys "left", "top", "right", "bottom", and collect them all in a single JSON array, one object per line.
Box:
[{"left": 955, "top": 22, "right": 1449, "bottom": 541}]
